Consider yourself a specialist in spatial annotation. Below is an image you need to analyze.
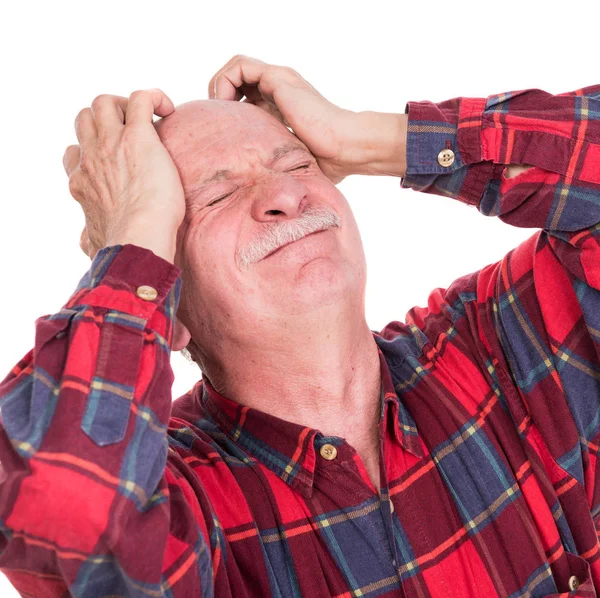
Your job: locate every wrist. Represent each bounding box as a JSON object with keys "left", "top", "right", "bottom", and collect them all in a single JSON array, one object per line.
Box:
[
  {"left": 105, "top": 219, "right": 179, "bottom": 264},
  {"left": 106, "top": 237, "right": 176, "bottom": 264},
  {"left": 344, "top": 111, "right": 407, "bottom": 178}
]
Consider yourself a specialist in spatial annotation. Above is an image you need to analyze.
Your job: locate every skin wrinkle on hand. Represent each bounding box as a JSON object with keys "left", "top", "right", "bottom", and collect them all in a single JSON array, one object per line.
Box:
[{"left": 154, "top": 99, "right": 384, "bottom": 490}]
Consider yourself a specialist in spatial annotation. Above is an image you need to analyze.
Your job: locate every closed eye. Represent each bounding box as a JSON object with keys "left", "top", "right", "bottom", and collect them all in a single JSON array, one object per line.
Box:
[
  {"left": 207, "top": 192, "right": 233, "bottom": 207},
  {"left": 206, "top": 165, "right": 311, "bottom": 207}
]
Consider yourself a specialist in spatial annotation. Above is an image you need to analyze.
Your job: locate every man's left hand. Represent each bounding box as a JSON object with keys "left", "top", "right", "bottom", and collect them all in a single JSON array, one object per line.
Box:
[
  {"left": 208, "top": 55, "right": 364, "bottom": 185},
  {"left": 208, "top": 56, "right": 535, "bottom": 184}
]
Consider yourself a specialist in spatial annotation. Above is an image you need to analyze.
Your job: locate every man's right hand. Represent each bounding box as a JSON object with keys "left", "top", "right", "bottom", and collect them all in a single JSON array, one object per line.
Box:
[{"left": 63, "top": 89, "right": 185, "bottom": 263}]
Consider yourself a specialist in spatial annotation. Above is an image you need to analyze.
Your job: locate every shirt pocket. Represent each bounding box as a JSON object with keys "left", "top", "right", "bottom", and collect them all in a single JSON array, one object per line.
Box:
[
  {"left": 545, "top": 552, "right": 595, "bottom": 597},
  {"left": 81, "top": 380, "right": 132, "bottom": 446},
  {"left": 80, "top": 317, "right": 142, "bottom": 446}
]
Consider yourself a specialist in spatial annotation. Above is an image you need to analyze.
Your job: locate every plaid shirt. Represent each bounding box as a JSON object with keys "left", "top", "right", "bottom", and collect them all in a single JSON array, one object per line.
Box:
[{"left": 1, "top": 84, "right": 599, "bottom": 598}]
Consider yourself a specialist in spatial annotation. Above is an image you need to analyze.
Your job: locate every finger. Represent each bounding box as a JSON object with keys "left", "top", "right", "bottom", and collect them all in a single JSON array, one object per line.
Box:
[
  {"left": 209, "top": 56, "right": 268, "bottom": 101},
  {"left": 62, "top": 144, "right": 80, "bottom": 177},
  {"left": 208, "top": 54, "right": 246, "bottom": 98},
  {"left": 91, "top": 95, "right": 128, "bottom": 138},
  {"left": 79, "top": 227, "right": 90, "bottom": 258},
  {"left": 229, "top": 87, "right": 245, "bottom": 102},
  {"left": 213, "top": 59, "right": 266, "bottom": 102},
  {"left": 74, "top": 107, "right": 98, "bottom": 148},
  {"left": 126, "top": 88, "right": 175, "bottom": 125}
]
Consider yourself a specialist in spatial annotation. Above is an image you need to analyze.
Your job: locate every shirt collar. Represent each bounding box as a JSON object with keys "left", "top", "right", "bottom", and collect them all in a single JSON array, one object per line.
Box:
[
  {"left": 376, "top": 335, "right": 423, "bottom": 459},
  {"left": 198, "top": 332, "right": 423, "bottom": 498}
]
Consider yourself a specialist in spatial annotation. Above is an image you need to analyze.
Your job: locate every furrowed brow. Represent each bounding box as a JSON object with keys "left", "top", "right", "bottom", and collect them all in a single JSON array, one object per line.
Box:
[
  {"left": 197, "top": 144, "right": 312, "bottom": 188},
  {"left": 270, "top": 143, "right": 312, "bottom": 160},
  {"left": 201, "top": 169, "right": 233, "bottom": 186}
]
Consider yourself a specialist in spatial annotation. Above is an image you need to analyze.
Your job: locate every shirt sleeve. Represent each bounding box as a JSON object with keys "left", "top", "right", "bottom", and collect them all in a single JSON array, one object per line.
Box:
[
  {"left": 0, "top": 245, "right": 213, "bottom": 597},
  {"left": 400, "top": 85, "right": 600, "bottom": 541}
]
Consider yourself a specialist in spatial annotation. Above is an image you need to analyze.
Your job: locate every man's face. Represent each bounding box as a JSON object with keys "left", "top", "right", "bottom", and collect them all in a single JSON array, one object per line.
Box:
[{"left": 155, "top": 100, "right": 367, "bottom": 358}]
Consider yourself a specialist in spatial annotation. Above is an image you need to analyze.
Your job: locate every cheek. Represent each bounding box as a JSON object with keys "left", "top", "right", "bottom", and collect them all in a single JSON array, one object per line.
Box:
[{"left": 181, "top": 219, "right": 243, "bottom": 288}]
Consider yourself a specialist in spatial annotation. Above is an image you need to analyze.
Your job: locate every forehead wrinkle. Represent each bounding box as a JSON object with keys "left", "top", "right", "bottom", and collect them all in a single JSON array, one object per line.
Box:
[{"left": 197, "top": 143, "right": 311, "bottom": 189}]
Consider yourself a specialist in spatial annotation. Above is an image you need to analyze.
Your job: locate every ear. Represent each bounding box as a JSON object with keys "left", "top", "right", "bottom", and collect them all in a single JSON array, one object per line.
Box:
[{"left": 172, "top": 316, "right": 192, "bottom": 352}]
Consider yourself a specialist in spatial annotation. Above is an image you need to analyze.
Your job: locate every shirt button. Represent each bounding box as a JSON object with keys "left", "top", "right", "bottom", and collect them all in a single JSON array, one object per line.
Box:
[
  {"left": 568, "top": 575, "right": 580, "bottom": 591},
  {"left": 437, "top": 149, "right": 455, "bottom": 167},
  {"left": 320, "top": 444, "right": 338, "bottom": 460},
  {"left": 136, "top": 285, "right": 158, "bottom": 301}
]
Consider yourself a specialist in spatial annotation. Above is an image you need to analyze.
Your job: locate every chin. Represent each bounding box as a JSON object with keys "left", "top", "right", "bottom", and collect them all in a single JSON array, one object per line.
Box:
[{"left": 276, "top": 260, "right": 363, "bottom": 310}]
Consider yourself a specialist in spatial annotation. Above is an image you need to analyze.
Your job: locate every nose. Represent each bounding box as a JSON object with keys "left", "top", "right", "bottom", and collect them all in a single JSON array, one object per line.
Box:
[{"left": 250, "top": 173, "right": 309, "bottom": 223}]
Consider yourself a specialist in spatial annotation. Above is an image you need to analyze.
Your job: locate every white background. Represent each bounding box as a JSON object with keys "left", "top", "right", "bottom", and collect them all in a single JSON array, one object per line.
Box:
[{"left": 0, "top": 0, "right": 595, "bottom": 595}]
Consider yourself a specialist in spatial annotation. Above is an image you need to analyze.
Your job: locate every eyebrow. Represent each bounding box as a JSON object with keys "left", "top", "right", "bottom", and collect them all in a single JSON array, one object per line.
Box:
[{"left": 198, "top": 143, "right": 312, "bottom": 188}]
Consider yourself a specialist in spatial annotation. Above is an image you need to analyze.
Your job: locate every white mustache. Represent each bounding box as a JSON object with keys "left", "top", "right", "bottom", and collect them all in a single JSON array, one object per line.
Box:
[{"left": 237, "top": 205, "right": 341, "bottom": 269}]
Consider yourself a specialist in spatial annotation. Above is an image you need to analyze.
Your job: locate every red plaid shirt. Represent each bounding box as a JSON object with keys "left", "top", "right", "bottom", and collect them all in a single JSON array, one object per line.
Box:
[{"left": 1, "top": 84, "right": 599, "bottom": 597}]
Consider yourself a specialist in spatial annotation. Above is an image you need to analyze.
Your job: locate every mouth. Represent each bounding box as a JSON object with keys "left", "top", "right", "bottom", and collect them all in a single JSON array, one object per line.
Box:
[{"left": 262, "top": 228, "right": 328, "bottom": 260}]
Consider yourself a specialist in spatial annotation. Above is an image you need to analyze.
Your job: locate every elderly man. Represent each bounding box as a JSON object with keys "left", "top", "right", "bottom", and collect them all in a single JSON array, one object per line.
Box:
[{"left": 0, "top": 56, "right": 598, "bottom": 597}]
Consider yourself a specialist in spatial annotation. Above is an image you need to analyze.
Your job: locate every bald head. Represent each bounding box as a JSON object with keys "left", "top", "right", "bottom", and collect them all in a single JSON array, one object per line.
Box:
[
  {"left": 152, "top": 99, "right": 308, "bottom": 210},
  {"left": 154, "top": 99, "right": 290, "bottom": 158}
]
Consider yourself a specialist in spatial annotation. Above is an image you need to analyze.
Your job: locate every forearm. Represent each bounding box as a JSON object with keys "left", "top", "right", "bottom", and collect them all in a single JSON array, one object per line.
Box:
[
  {"left": 0, "top": 245, "right": 186, "bottom": 595},
  {"left": 346, "top": 109, "right": 528, "bottom": 182},
  {"left": 105, "top": 215, "right": 179, "bottom": 264},
  {"left": 105, "top": 230, "right": 177, "bottom": 264},
  {"left": 398, "top": 85, "right": 600, "bottom": 234},
  {"left": 345, "top": 111, "right": 408, "bottom": 178}
]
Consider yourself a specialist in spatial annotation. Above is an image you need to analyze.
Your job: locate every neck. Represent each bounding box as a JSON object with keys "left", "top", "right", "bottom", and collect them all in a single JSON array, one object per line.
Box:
[{"left": 198, "top": 305, "right": 382, "bottom": 446}]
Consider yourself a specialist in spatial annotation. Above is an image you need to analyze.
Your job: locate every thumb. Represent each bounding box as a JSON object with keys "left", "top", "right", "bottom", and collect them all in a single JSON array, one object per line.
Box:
[{"left": 172, "top": 317, "right": 192, "bottom": 351}]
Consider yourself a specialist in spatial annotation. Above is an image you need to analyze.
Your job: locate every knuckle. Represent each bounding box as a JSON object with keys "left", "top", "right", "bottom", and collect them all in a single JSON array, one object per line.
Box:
[
  {"left": 262, "top": 69, "right": 280, "bottom": 86},
  {"left": 79, "top": 150, "right": 93, "bottom": 173},
  {"left": 278, "top": 65, "right": 297, "bottom": 78},
  {"left": 68, "top": 175, "right": 81, "bottom": 197},
  {"left": 122, "top": 122, "right": 144, "bottom": 138},
  {"left": 62, "top": 144, "right": 77, "bottom": 162},
  {"left": 91, "top": 94, "right": 111, "bottom": 108},
  {"left": 75, "top": 107, "right": 90, "bottom": 125},
  {"left": 129, "top": 89, "right": 147, "bottom": 101},
  {"left": 62, "top": 145, "right": 79, "bottom": 173}
]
